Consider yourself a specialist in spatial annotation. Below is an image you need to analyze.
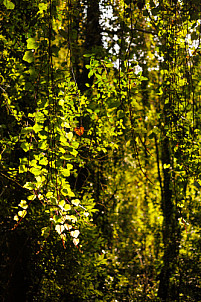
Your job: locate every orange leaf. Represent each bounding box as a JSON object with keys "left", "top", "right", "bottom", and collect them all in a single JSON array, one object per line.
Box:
[{"left": 74, "top": 126, "right": 84, "bottom": 136}]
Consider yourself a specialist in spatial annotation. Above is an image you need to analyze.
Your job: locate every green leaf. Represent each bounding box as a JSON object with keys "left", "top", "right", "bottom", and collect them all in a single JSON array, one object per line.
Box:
[
  {"left": 18, "top": 200, "right": 28, "bottom": 209},
  {"left": 39, "top": 157, "right": 48, "bottom": 165},
  {"left": 24, "top": 182, "right": 35, "bottom": 190},
  {"left": 83, "top": 53, "right": 95, "bottom": 57},
  {"left": 38, "top": 140, "right": 48, "bottom": 150},
  {"left": 50, "top": 196, "right": 57, "bottom": 205},
  {"left": 59, "top": 200, "right": 65, "bottom": 207},
  {"left": 19, "top": 158, "right": 28, "bottom": 173},
  {"left": 66, "top": 132, "right": 73, "bottom": 141},
  {"left": 28, "top": 67, "right": 36, "bottom": 77},
  {"left": 18, "top": 210, "right": 27, "bottom": 217},
  {"left": 46, "top": 192, "right": 53, "bottom": 198},
  {"left": 140, "top": 76, "right": 148, "bottom": 81},
  {"left": 70, "top": 230, "right": 80, "bottom": 238},
  {"left": 21, "top": 127, "right": 33, "bottom": 134},
  {"left": 64, "top": 204, "right": 71, "bottom": 211},
  {"left": 27, "top": 38, "right": 38, "bottom": 50},
  {"left": 21, "top": 142, "right": 30, "bottom": 152},
  {"left": 73, "top": 238, "right": 79, "bottom": 246},
  {"left": 163, "top": 163, "right": 171, "bottom": 169},
  {"left": 88, "top": 70, "right": 94, "bottom": 78},
  {"left": 33, "top": 123, "right": 43, "bottom": 133},
  {"left": 70, "top": 149, "right": 78, "bottom": 157},
  {"left": 30, "top": 167, "right": 42, "bottom": 176},
  {"left": 60, "top": 135, "right": 68, "bottom": 146},
  {"left": 38, "top": 3, "right": 48, "bottom": 13},
  {"left": 23, "top": 51, "right": 34, "bottom": 63},
  {"left": 60, "top": 164, "right": 73, "bottom": 177},
  {"left": 55, "top": 225, "right": 65, "bottom": 234},
  {"left": 27, "top": 195, "right": 36, "bottom": 201},
  {"left": 19, "top": 164, "right": 27, "bottom": 174},
  {"left": 61, "top": 183, "right": 75, "bottom": 197},
  {"left": 3, "top": 0, "right": 15, "bottom": 9},
  {"left": 72, "top": 199, "right": 80, "bottom": 206}
]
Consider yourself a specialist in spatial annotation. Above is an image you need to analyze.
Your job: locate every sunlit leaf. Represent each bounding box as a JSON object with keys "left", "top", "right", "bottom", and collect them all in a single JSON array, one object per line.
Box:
[
  {"left": 14, "top": 215, "right": 19, "bottom": 221},
  {"left": 64, "top": 204, "right": 71, "bottom": 211},
  {"left": 23, "top": 182, "right": 35, "bottom": 190},
  {"left": 27, "top": 38, "right": 38, "bottom": 50},
  {"left": 71, "top": 229, "right": 80, "bottom": 238},
  {"left": 3, "top": 0, "right": 15, "bottom": 9},
  {"left": 18, "top": 210, "right": 27, "bottom": 218},
  {"left": 18, "top": 200, "right": 28, "bottom": 209},
  {"left": 23, "top": 51, "right": 34, "bottom": 63},
  {"left": 66, "top": 132, "right": 73, "bottom": 141},
  {"left": 55, "top": 225, "right": 65, "bottom": 234},
  {"left": 72, "top": 199, "right": 80, "bottom": 206},
  {"left": 73, "top": 238, "right": 79, "bottom": 246}
]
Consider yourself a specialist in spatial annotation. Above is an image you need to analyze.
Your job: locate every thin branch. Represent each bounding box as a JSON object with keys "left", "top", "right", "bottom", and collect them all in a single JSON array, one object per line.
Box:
[
  {"left": 154, "top": 135, "right": 163, "bottom": 200},
  {"left": 0, "top": 172, "right": 25, "bottom": 189}
]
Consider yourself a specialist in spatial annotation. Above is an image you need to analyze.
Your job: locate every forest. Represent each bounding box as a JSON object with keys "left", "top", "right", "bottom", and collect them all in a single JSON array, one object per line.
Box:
[{"left": 0, "top": 0, "right": 201, "bottom": 301}]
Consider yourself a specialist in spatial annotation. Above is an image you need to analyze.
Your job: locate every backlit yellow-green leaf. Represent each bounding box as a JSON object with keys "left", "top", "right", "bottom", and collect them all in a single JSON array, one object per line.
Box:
[
  {"left": 55, "top": 224, "right": 65, "bottom": 234},
  {"left": 18, "top": 210, "right": 27, "bottom": 218},
  {"left": 18, "top": 200, "right": 28, "bottom": 209},
  {"left": 23, "top": 51, "right": 34, "bottom": 63},
  {"left": 27, "top": 38, "right": 38, "bottom": 50},
  {"left": 3, "top": 0, "right": 15, "bottom": 10},
  {"left": 64, "top": 204, "right": 71, "bottom": 211},
  {"left": 73, "top": 238, "right": 79, "bottom": 246},
  {"left": 70, "top": 230, "right": 80, "bottom": 238},
  {"left": 72, "top": 199, "right": 80, "bottom": 206},
  {"left": 66, "top": 132, "right": 73, "bottom": 141}
]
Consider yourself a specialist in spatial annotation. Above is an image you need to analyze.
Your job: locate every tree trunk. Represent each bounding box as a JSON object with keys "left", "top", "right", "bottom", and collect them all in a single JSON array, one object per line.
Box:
[{"left": 158, "top": 135, "right": 180, "bottom": 301}]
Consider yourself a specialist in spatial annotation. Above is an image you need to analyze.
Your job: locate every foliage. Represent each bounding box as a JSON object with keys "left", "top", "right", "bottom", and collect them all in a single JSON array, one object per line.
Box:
[{"left": 0, "top": 0, "right": 201, "bottom": 301}]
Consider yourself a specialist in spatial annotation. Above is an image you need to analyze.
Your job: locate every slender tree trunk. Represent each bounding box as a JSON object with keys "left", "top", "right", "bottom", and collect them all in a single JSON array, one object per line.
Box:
[
  {"left": 158, "top": 136, "right": 173, "bottom": 300},
  {"left": 158, "top": 134, "right": 180, "bottom": 301}
]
